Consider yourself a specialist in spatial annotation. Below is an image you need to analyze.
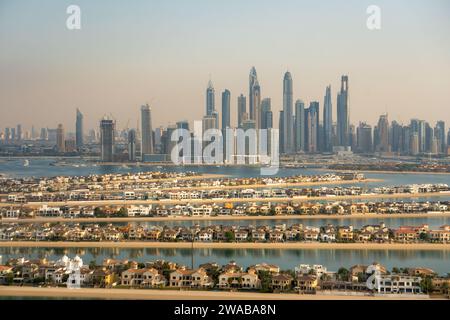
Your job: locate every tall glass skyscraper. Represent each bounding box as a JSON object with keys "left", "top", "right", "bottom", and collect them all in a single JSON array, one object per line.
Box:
[
  {"left": 76, "top": 108, "right": 83, "bottom": 150},
  {"left": 128, "top": 129, "right": 136, "bottom": 162},
  {"left": 261, "top": 98, "right": 271, "bottom": 129},
  {"left": 249, "top": 67, "right": 258, "bottom": 121},
  {"left": 337, "top": 75, "right": 350, "bottom": 147},
  {"left": 100, "top": 118, "right": 115, "bottom": 162},
  {"left": 294, "top": 100, "right": 305, "bottom": 152},
  {"left": 237, "top": 94, "right": 246, "bottom": 128},
  {"left": 221, "top": 89, "right": 231, "bottom": 130},
  {"left": 323, "top": 86, "right": 332, "bottom": 152},
  {"left": 56, "top": 124, "right": 65, "bottom": 153},
  {"left": 252, "top": 79, "right": 261, "bottom": 130},
  {"left": 283, "top": 71, "right": 294, "bottom": 154},
  {"left": 435, "top": 121, "right": 446, "bottom": 153},
  {"left": 141, "top": 104, "right": 153, "bottom": 155},
  {"left": 206, "top": 80, "right": 215, "bottom": 116}
]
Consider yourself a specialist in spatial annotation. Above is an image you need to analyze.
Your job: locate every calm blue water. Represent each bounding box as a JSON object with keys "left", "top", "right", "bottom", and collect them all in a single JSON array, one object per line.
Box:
[
  {"left": 121, "top": 216, "right": 450, "bottom": 229},
  {"left": 1, "top": 247, "right": 449, "bottom": 275},
  {"left": 1, "top": 158, "right": 449, "bottom": 188}
]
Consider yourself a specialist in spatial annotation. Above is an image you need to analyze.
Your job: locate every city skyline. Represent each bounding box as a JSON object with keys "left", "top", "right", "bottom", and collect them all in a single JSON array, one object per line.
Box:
[{"left": 1, "top": 0, "right": 450, "bottom": 131}]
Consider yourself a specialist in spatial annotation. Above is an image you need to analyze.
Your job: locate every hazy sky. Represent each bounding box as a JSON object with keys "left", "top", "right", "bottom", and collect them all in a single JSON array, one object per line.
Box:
[{"left": 1, "top": 0, "right": 449, "bottom": 133}]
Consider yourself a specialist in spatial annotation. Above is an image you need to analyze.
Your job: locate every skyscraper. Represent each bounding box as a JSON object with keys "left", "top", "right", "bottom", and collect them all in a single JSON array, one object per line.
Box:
[
  {"left": 56, "top": 124, "right": 65, "bottom": 153},
  {"left": 10, "top": 128, "right": 15, "bottom": 142},
  {"left": 375, "top": 114, "right": 389, "bottom": 152},
  {"left": 128, "top": 129, "right": 136, "bottom": 162},
  {"left": 100, "top": 118, "right": 115, "bottom": 162},
  {"left": 4, "top": 128, "right": 10, "bottom": 143},
  {"left": 16, "top": 124, "right": 22, "bottom": 141},
  {"left": 141, "top": 104, "right": 153, "bottom": 156},
  {"left": 410, "top": 119, "right": 426, "bottom": 153},
  {"left": 305, "top": 104, "right": 318, "bottom": 153},
  {"left": 357, "top": 122, "right": 373, "bottom": 153},
  {"left": 323, "top": 85, "right": 332, "bottom": 152},
  {"left": 76, "top": 108, "right": 84, "bottom": 150},
  {"left": 337, "top": 75, "right": 350, "bottom": 147},
  {"left": 40, "top": 128, "right": 47, "bottom": 140},
  {"left": 283, "top": 71, "right": 294, "bottom": 154},
  {"left": 249, "top": 67, "right": 258, "bottom": 121},
  {"left": 237, "top": 94, "right": 246, "bottom": 128},
  {"left": 435, "top": 121, "right": 446, "bottom": 154},
  {"left": 206, "top": 80, "right": 215, "bottom": 116},
  {"left": 252, "top": 79, "right": 261, "bottom": 130},
  {"left": 261, "top": 98, "right": 271, "bottom": 129},
  {"left": 279, "top": 110, "right": 284, "bottom": 155},
  {"left": 221, "top": 89, "right": 231, "bottom": 130},
  {"left": 294, "top": 100, "right": 305, "bottom": 152},
  {"left": 265, "top": 111, "right": 273, "bottom": 130},
  {"left": 425, "top": 122, "right": 433, "bottom": 153}
]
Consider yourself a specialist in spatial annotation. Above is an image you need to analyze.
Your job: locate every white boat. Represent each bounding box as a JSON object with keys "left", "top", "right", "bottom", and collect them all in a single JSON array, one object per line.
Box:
[{"left": 23, "top": 160, "right": 30, "bottom": 167}]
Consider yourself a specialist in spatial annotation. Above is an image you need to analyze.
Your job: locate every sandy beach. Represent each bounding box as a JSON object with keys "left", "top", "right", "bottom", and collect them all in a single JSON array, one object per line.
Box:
[
  {"left": 1, "top": 190, "right": 449, "bottom": 209},
  {"left": 0, "top": 286, "right": 436, "bottom": 300},
  {"left": 0, "top": 241, "right": 449, "bottom": 251},
  {"left": 317, "top": 168, "right": 450, "bottom": 175},
  {"left": 1, "top": 211, "right": 449, "bottom": 224}
]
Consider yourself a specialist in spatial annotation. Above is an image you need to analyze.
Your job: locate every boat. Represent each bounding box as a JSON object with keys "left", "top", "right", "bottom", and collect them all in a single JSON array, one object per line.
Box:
[{"left": 23, "top": 159, "right": 30, "bottom": 167}]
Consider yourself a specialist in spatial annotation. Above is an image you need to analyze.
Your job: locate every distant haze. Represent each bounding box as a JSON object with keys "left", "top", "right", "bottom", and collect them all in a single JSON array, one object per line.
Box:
[{"left": 1, "top": 0, "right": 449, "bottom": 133}]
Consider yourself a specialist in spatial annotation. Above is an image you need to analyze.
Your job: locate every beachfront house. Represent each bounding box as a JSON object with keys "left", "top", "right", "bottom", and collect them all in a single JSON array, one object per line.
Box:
[
  {"left": 376, "top": 274, "right": 422, "bottom": 294},
  {"left": 270, "top": 274, "right": 294, "bottom": 291},
  {"left": 218, "top": 269, "right": 261, "bottom": 290}
]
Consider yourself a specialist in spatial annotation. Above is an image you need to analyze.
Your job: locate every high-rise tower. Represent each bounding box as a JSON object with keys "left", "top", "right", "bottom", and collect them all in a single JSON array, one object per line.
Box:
[
  {"left": 237, "top": 94, "right": 246, "bottom": 128},
  {"left": 206, "top": 80, "right": 215, "bottom": 116},
  {"left": 252, "top": 80, "right": 261, "bottom": 130},
  {"left": 141, "top": 104, "right": 153, "bottom": 155},
  {"left": 294, "top": 100, "right": 305, "bottom": 152},
  {"left": 337, "top": 76, "right": 350, "bottom": 147},
  {"left": 323, "top": 86, "right": 332, "bottom": 152},
  {"left": 76, "top": 108, "right": 84, "bottom": 150},
  {"left": 221, "top": 89, "right": 231, "bottom": 130},
  {"left": 56, "top": 124, "right": 65, "bottom": 153},
  {"left": 249, "top": 67, "right": 258, "bottom": 121},
  {"left": 100, "top": 118, "right": 115, "bottom": 162},
  {"left": 283, "top": 71, "right": 294, "bottom": 154}
]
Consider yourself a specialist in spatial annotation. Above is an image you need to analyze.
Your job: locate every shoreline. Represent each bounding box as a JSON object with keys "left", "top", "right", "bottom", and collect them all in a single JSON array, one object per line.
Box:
[
  {"left": 0, "top": 241, "right": 449, "bottom": 251},
  {"left": 1, "top": 191, "right": 449, "bottom": 209},
  {"left": 0, "top": 178, "right": 381, "bottom": 197},
  {"left": 0, "top": 286, "right": 435, "bottom": 300},
  {"left": 1, "top": 211, "right": 449, "bottom": 224},
  {"left": 319, "top": 168, "right": 450, "bottom": 175}
]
